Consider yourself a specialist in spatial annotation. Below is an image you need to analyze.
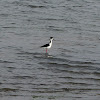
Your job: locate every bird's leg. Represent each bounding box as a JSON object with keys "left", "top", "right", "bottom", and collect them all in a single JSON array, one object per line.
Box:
[{"left": 46, "top": 48, "right": 47, "bottom": 53}]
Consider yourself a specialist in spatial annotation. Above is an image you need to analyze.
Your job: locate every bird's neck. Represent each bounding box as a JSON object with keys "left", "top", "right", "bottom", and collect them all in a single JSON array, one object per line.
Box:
[
  {"left": 49, "top": 39, "right": 52, "bottom": 46},
  {"left": 50, "top": 39, "right": 52, "bottom": 44}
]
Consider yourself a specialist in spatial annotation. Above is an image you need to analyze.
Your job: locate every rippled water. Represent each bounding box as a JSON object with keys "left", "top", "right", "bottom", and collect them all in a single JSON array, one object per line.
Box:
[{"left": 0, "top": 0, "right": 100, "bottom": 100}]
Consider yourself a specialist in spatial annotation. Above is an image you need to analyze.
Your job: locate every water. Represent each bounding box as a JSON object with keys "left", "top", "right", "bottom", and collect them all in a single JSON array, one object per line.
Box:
[{"left": 0, "top": 0, "right": 100, "bottom": 100}]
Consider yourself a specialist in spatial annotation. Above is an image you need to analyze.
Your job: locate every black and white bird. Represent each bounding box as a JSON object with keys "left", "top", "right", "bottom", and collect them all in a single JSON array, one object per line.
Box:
[{"left": 41, "top": 37, "right": 54, "bottom": 53}]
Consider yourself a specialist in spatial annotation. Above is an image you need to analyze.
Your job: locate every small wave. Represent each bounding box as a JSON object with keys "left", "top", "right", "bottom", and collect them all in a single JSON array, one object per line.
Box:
[
  {"left": 28, "top": 5, "right": 46, "bottom": 8},
  {"left": 0, "top": 88, "right": 19, "bottom": 92},
  {"left": 12, "top": 75, "right": 34, "bottom": 79},
  {"left": 62, "top": 88, "right": 100, "bottom": 92},
  {"left": 0, "top": 60, "right": 14, "bottom": 64}
]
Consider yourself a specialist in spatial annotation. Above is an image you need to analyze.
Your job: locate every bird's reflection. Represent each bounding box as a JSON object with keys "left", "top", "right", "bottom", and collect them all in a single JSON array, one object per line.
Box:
[
  {"left": 44, "top": 53, "right": 53, "bottom": 58},
  {"left": 45, "top": 53, "right": 49, "bottom": 57}
]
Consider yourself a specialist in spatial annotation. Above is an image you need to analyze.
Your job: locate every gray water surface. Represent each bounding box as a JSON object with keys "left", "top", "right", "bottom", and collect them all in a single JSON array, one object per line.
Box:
[{"left": 0, "top": 0, "right": 100, "bottom": 100}]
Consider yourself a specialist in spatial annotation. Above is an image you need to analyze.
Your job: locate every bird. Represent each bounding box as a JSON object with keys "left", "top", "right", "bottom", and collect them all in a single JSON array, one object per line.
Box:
[{"left": 41, "top": 37, "right": 54, "bottom": 53}]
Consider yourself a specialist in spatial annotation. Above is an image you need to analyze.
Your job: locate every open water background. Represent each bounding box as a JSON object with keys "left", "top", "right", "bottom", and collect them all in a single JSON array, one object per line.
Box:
[{"left": 0, "top": 0, "right": 100, "bottom": 100}]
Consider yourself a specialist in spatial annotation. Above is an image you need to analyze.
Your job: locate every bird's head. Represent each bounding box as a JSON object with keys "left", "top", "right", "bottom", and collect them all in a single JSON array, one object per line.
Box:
[{"left": 50, "top": 37, "right": 53, "bottom": 40}]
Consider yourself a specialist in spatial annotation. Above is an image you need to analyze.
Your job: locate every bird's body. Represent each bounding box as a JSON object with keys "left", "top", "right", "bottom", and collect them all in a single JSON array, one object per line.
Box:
[{"left": 41, "top": 37, "right": 53, "bottom": 53}]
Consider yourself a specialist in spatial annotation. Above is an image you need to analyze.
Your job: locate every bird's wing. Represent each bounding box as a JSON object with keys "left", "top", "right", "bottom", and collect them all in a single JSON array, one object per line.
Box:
[{"left": 41, "top": 43, "right": 49, "bottom": 47}]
